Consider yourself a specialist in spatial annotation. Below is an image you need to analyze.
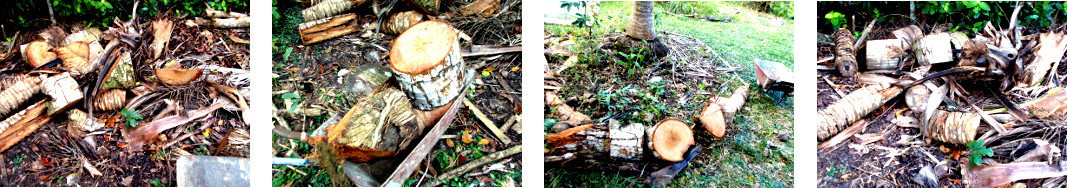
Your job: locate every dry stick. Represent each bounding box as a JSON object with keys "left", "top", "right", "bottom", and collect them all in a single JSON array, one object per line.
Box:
[
  {"left": 461, "top": 46, "right": 522, "bottom": 57},
  {"left": 424, "top": 145, "right": 521, "bottom": 187},
  {"left": 821, "top": 76, "right": 846, "bottom": 98},
  {"left": 463, "top": 98, "right": 512, "bottom": 145},
  {"left": 854, "top": 19, "right": 878, "bottom": 50},
  {"left": 818, "top": 119, "right": 867, "bottom": 151},
  {"left": 971, "top": 104, "right": 1007, "bottom": 134},
  {"left": 161, "top": 120, "right": 212, "bottom": 149},
  {"left": 492, "top": 73, "right": 520, "bottom": 112}
]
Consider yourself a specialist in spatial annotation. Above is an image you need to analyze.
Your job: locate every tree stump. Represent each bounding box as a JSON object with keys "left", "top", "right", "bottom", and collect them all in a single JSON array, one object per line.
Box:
[
  {"left": 325, "top": 87, "right": 423, "bottom": 162},
  {"left": 647, "top": 119, "right": 695, "bottom": 162},
  {"left": 389, "top": 20, "right": 466, "bottom": 110},
  {"left": 865, "top": 38, "right": 905, "bottom": 70},
  {"left": 833, "top": 28, "right": 858, "bottom": 77},
  {"left": 383, "top": 11, "right": 424, "bottom": 36}
]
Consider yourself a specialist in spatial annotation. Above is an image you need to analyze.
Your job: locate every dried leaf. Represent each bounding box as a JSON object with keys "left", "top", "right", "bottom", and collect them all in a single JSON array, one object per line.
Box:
[
  {"left": 155, "top": 68, "right": 203, "bottom": 86},
  {"left": 478, "top": 139, "right": 490, "bottom": 145},
  {"left": 462, "top": 129, "right": 473, "bottom": 144}
]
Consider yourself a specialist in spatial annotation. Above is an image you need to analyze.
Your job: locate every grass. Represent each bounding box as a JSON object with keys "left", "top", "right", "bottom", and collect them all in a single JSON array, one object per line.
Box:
[{"left": 546, "top": 1, "right": 793, "bottom": 187}]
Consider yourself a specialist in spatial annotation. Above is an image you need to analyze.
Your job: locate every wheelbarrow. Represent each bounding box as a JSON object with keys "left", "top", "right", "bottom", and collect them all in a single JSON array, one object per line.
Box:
[{"left": 754, "top": 58, "right": 794, "bottom": 104}]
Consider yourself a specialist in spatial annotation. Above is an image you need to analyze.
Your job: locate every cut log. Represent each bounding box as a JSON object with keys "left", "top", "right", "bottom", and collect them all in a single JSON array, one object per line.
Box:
[
  {"left": 1021, "top": 32, "right": 1067, "bottom": 86},
  {"left": 865, "top": 38, "right": 905, "bottom": 70},
  {"left": 817, "top": 83, "right": 903, "bottom": 141},
  {"left": 194, "top": 17, "right": 250, "bottom": 28},
  {"left": 0, "top": 100, "right": 49, "bottom": 153},
  {"left": 55, "top": 42, "right": 95, "bottom": 76},
  {"left": 40, "top": 72, "right": 82, "bottom": 115},
  {"left": 546, "top": 120, "right": 645, "bottom": 161},
  {"left": 913, "top": 33, "right": 954, "bottom": 66},
  {"left": 383, "top": 11, "right": 424, "bottom": 36},
  {"left": 24, "top": 41, "right": 55, "bottom": 68},
  {"left": 324, "top": 87, "right": 423, "bottom": 162},
  {"left": 889, "top": 25, "right": 924, "bottom": 50},
  {"left": 92, "top": 89, "right": 126, "bottom": 112},
  {"left": 698, "top": 85, "right": 748, "bottom": 138},
  {"left": 923, "top": 110, "right": 980, "bottom": 144},
  {"left": 390, "top": 20, "right": 466, "bottom": 110},
  {"left": 833, "top": 28, "right": 858, "bottom": 77},
  {"left": 648, "top": 119, "right": 695, "bottom": 162},
  {"left": 0, "top": 74, "right": 42, "bottom": 117},
  {"left": 298, "top": 14, "right": 361, "bottom": 45},
  {"left": 67, "top": 109, "right": 104, "bottom": 132},
  {"left": 61, "top": 28, "right": 102, "bottom": 47},
  {"left": 302, "top": 0, "right": 365, "bottom": 22}
]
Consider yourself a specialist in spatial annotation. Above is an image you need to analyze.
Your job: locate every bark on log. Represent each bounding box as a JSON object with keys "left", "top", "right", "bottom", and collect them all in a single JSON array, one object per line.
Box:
[
  {"left": 924, "top": 110, "right": 980, "bottom": 144},
  {"left": 40, "top": 72, "right": 82, "bottom": 115},
  {"left": 698, "top": 85, "right": 748, "bottom": 138},
  {"left": 834, "top": 28, "right": 858, "bottom": 77},
  {"left": 390, "top": 20, "right": 466, "bottom": 110},
  {"left": 325, "top": 87, "right": 423, "bottom": 162},
  {"left": 865, "top": 38, "right": 905, "bottom": 70},
  {"left": 194, "top": 17, "right": 250, "bottom": 28},
  {"left": 817, "top": 83, "right": 903, "bottom": 141},
  {"left": 914, "top": 33, "right": 954, "bottom": 66},
  {"left": 0, "top": 74, "right": 42, "bottom": 117},
  {"left": 302, "top": 0, "right": 365, "bottom": 22},
  {"left": 92, "top": 89, "right": 126, "bottom": 112},
  {"left": 547, "top": 120, "right": 646, "bottom": 161},
  {"left": 68, "top": 109, "right": 104, "bottom": 132},
  {"left": 0, "top": 100, "right": 49, "bottom": 153},
  {"left": 383, "top": 11, "right": 423, "bottom": 36},
  {"left": 101, "top": 52, "right": 136, "bottom": 90},
  {"left": 0, "top": 100, "right": 46, "bottom": 137}
]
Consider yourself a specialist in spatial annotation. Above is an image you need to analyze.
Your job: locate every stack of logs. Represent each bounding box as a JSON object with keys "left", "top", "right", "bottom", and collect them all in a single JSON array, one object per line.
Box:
[{"left": 296, "top": 0, "right": 444, "bottom": 44}]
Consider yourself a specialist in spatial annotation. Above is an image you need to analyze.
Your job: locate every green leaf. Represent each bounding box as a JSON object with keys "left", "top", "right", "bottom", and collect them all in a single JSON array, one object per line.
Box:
[
  {"left": 978, "top": 2, "right": 990, "bottom": 11},
  {"left": 281, "top": 93, "right": 298, "bottom": 99},
  {"left": 283, "top": 47, "right": 293, "bottom": 62}
]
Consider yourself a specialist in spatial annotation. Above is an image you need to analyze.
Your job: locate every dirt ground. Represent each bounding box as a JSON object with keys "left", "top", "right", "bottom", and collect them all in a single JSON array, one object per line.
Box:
[{"left": 270, "top": 0, "right": 522, "bottom": 186}]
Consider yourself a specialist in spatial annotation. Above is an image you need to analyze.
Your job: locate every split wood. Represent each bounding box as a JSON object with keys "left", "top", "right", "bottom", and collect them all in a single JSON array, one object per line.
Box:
[
  {"left": 424, "top": 145, "right": 521, "bottom": 187},
  {"left": 463, "top": 98, "right": 512, "bottom": 145}
]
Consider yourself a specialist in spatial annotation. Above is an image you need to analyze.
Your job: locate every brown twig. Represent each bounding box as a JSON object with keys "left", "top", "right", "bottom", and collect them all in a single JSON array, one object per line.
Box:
[{"left": 423, "top": 145, "right": 521, "bottom": 187}]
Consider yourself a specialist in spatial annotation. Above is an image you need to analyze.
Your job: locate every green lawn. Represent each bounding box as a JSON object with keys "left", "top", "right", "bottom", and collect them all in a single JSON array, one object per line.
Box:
[{"left": 545, "top": 1, "right": 794, "bottom": 187}]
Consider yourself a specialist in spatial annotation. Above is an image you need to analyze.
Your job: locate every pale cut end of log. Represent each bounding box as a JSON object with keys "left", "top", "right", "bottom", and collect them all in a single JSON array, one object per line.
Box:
[
  {"left": 0, "top": 74, "right": 43, "bottom": 117},
  {"left": 626, "top": 1, "right": 657, "bottom": 41},
  {"left": 61, "top": 28, "right": 102, "bottom": 47},
  {"left": 698, "top": 103, "right": 726, "bottom": 138},
  {"left": 25, "top": 41, "right": 56, "bottom": 68},
  {"left": 383, "top": 11, "right": 424, "bottom": 35},
  {"left": 56, "top": 42, "right": 95, "bottom": 76},
  {"left": 865, "top": 38, "right": 905, "bottom": 70},
  {"left": 92, "top": 89, "right": 126, "bottom": 112},
  {"left": 68, "top": 109, "right": 104, "bottom": 132},
  {"left": 41, "top": 72, "right": 83, "bottom": 115},
  {"left": 889, "top": 25, "right": 924, "bottom": 49},
  {"left": 390, "top": 20, "right": 465, "bottom": 110},
  {"left": 924, "top": 110, "right": 980, "bottom": 144},
  {"left": 302, "top": 0, "right": 360, "bottom": 22},
  {"left": 649, "top": 119, "right": 695, "bottom": 162},
  {"left": 913, "top": 33, "right": 954, "bottom": 66}
]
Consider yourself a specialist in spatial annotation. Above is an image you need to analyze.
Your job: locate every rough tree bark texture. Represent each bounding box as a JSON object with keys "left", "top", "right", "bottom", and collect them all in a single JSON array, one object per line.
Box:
[
  {"left": 627, "top": 1, "right": 656, "bottom": 40},
  {"left": 325, "top": 87, "right": 422, "bottom": 162},
  {"left": 298, "top": 13, "right": 361, "bottom": 44},
  {"left": 40, "top": 73, "right": 82, "bottom": 115},
  {"left": 833, "top": 28, "right": 858, "bottom": 77},
  {"left": 817, "top": 83, "right": 902, "bottom": 141}
]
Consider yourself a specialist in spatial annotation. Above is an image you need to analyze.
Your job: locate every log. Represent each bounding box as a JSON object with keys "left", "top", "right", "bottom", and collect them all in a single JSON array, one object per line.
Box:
[
  {"left": 101, "top": 52, "right": 136, "bottom": 90},
  {"left": 92, "top": 89, "right": 126, "bottom": 112},
  {"left": 923, "top": 110, "right": 980, "bottom": 144},
  {"left": 698, "top": 85, "right": 748, "bottom": 138},
  {"left": 0, "top": 100, "right": 46, "bottom": 137},
  {"left": 40, "top": 72, "right": 82, "bottom": 115},
  {"left": 833, "top": 28, "right": 858, "bottom": 77},
  {"left": 913, "top": 33, "right": 954, "bottom": 66},
  {"left": 390, "top": 20, "right": 466, "bottom": 110},
  {"left": 24, "top": 41, "right": 55, "bottom": 68},
  {"left": 889, "top": 25, "right": 924, "bottom": 50},
  {"left": 61, "top": 28, "right": 102, "bottom": 47},
  {"left": 817, "top": 83, "right": 903, "bottom": 141},
  {"left": 547, "top": 120, "right": 646, "bottom": 161},
  {"left": 299, "top": 14, "right": 361, "bottom": 45},
  {"left": 865, "top": 38, "right": 905, "bottom": 70},
  {"left": 382, "top": 11, "right": 423, "bottom": 36},
  {"left": 0, "top": 100, "right": 49, "bottom": 153},
  {"left": 648, "top": 119, "right": 695, "bottom": 162},
  {"left": 194, "top": 17, "right": 250, "bottom": 28},
  {"left": 55, "top": 42, "right": 95, "bottom": 76},
  {"left": 0, "top": 74, "right": 42, "bottom": 117},
  {"left": 67, "top": 109, "right": 104, "bottom": 132},
  {"left": 324, "top": 87, "right": 422, "bottom": 162},
  {"left": 302, "top": 0, "right": 365, "bottom": 22}
]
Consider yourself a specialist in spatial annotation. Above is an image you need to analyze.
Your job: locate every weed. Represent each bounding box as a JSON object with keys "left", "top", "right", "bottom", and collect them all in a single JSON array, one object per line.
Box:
[
  {"left": 121, "top": 108, "right": 143, "bottom": 129},
  {"left": 967, "top": 139, "right": 994, "bottom": 168}
]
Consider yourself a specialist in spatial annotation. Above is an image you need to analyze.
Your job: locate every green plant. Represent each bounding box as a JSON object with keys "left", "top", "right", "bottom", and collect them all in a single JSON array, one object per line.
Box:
[
  {"left": 824, "top": 11, "right": 846, "bottom": 30},
  {"left": 150, "top": 179, "right": 166, "bottom": 187},
  {"left": 121, "top": 108, "right": 143, "bottom": 129},
  {"left": 967, "top": 139, "right": 994, "bottom": 168},
  {"left": 615, "top": 48, "right": 647, "bottom": 77},
  {"left": 560, "top": 1, "right": 599, "bottom": 36},
  {"left": 281, "top": 93, "right": 301, "bottom": 112}
]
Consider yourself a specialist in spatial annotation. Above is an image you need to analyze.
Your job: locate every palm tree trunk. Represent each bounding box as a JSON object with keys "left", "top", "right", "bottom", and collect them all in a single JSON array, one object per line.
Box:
[{"left": 626, "top": 1, "right": 656, "bottom": 40}]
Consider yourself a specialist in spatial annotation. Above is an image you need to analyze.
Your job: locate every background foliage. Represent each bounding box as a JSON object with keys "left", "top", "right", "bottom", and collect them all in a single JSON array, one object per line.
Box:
[
  {"left": 819, "top": 1, "right": 1067, "bottom": 34},
  {"left": 0, "top": 0, "right": 248, "bottom": 39}
]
